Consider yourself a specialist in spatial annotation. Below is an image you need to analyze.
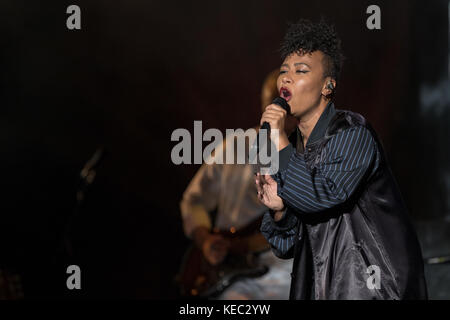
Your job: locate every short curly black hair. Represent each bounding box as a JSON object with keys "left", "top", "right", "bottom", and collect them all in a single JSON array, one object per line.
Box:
[{"left": 280, "top": 18, "right": 344, "bottom": 82}]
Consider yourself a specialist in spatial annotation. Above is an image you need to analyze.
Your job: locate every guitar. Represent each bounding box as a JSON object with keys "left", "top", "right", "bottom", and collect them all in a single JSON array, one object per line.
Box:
[{"left": 176, "top": 217, "right": 271, "bottom": 298}]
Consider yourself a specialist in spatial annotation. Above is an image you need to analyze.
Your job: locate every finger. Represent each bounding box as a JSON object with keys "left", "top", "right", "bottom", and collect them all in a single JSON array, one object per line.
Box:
[
  {"left": 260, "top": 114, "right": 285, "bottom": 129},
  {"left": 256, "top": 183, "right": 264, "bottom": 200},
  {"left": 263, "top": 182, "right": 271, "bottom": 195},
  {"left": 260, "top": 116, "right": 282, "bottom": 127},
  {"left": 255, "top": 180, "right": 263, "bottom": 195},
  {"left": 262, "top": 110, "right": 285, "bottom": 120},
  {"left": 260, "top": 174, "right": 267, "bottom": 185},
  {"left": 260, "top": 115, "right": 277, "bottom": 126},
  {"left": 262, "top": 188, "right": 271, "bottom": 205},
  {"left": 264, "top": 108, "right": 287, "bottom": 117},
  {"left": 256, "top": 172, "right": 268, "bottom": 187},
  {"left": 266, "top": 104, "right": 287, "bottom": 114},
  {"left": 264, "top": 107, "right": 285, "bottom": 114},
  {"left": 262, "top": 111, "right": 285, "bottom": 122},
  {"left": 263, "top": 174, "right": 277, "bottom": 185},
  {"left": 266, "top": 103, "right": 286, "bottom": 111},
  {"left": 262, "top": 182, "right": 275, "bottom": 199},
  {"left": 255, "top": 175, "right": 263, "bottom": 191}
]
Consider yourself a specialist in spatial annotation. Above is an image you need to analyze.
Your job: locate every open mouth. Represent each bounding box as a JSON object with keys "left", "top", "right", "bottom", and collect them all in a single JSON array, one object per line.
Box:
[{"left": 280, "top": 87, "right": 292, "bottom": 101}]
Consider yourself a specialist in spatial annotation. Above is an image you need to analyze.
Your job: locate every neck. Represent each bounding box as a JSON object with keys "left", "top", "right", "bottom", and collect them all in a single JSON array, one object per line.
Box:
[{"left": 298, "top": 99, "right": 329, "bottom": 146}]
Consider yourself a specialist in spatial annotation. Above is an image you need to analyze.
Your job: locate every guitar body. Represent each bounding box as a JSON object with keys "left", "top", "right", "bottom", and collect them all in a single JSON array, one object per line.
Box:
[{"left": 176, "top": 218, "right": 271, "bottom": 298}]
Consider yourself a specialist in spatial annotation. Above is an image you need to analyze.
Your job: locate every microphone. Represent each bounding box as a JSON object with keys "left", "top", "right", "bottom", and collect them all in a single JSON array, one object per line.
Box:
[
  {"left": 260, "top": 97, "right": 291, "bottom": 131},
  {"left": 250, "top": 97, "right": 291, "bottom": 165}
]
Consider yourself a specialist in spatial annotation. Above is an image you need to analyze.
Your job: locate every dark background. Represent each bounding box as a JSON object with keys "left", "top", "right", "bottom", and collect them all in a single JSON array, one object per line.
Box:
[{"left": 0, "top": 0, "right": 449, "bottom": 298}]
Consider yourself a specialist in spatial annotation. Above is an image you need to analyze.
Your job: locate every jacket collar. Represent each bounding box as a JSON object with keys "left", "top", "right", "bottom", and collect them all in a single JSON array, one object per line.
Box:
[{"left": 297, "top": 101, "right": 336, "bottom": 149}]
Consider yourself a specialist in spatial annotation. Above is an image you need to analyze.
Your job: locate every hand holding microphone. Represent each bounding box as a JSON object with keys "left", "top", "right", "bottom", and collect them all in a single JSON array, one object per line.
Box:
[
  {"left": 260, "top": 97, "right": 291, "bottom": 151},
  {"left": 254, "top": 96, "right": 291, "bottom": 210}
]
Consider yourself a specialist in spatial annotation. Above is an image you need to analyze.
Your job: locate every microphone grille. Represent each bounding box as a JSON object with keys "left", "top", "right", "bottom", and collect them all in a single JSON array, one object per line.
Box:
[{"left": 272, "top": 97, "right": 291, "bottom": 114}]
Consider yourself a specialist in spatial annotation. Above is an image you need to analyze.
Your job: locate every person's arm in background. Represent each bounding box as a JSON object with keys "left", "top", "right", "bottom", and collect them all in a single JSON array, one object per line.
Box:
[
  {"left": 180, "top": 141, "right": 230, "bottom": 265},
  {"left": 180, "top": 162, "right": 219, "bottom": 238}
]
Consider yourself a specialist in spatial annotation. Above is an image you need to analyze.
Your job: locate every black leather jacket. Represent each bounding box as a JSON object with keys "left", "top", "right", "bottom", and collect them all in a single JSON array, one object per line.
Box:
[{"left": 261, "top": 107, "right": 427, "bottom": 300}]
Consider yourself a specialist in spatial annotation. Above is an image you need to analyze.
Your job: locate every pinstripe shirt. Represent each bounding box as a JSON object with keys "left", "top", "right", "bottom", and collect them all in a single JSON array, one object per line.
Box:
[{"left": 261, "top": 102, "right": 379, "bottom": 257}]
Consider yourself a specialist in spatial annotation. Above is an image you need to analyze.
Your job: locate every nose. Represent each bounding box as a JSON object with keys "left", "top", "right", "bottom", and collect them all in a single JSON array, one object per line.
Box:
[{"left": 282, "top": 74, "right": 292, "bottom": 84}]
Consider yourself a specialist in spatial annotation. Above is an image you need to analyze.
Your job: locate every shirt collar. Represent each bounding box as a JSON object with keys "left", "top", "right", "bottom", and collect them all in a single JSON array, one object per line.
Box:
[{"left": 298, "top": 101, "right": 336, "bottom": 147}]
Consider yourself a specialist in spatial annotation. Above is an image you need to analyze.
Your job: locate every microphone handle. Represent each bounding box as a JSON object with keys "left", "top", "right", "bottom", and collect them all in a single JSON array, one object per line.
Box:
[
  {"left": 257, "top": 122, "right": 271, "bottom": 156},
  {"left": 251, "top": 98, "right": 289, "bottom": 165},
  {"left": 260, "top": 121, "right": 270, "bottom": 131}
]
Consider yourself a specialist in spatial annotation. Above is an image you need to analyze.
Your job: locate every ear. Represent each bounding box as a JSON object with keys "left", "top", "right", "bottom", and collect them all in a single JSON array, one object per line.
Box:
[{"left": 322, "top": 77, "right": 336, "bottom": 98}]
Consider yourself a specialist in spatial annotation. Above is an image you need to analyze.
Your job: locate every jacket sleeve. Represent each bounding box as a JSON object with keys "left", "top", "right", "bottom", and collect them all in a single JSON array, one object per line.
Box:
[
  {"left": 275, "top": 126, "right": 377, "bottom": 214},
  {"left": 260, "top": 208, "right": 299, "bottom": 259}
]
